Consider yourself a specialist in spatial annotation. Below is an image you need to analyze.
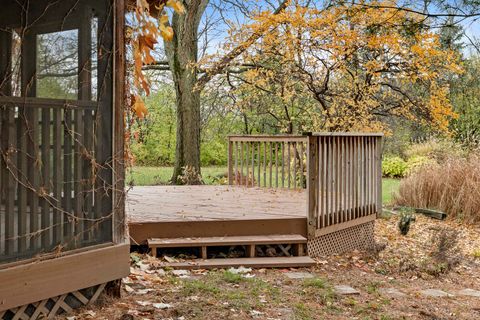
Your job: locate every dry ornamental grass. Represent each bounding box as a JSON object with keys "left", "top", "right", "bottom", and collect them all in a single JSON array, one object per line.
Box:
[{"left": 394, "top": 154, "right": 480, "bottom": 224}]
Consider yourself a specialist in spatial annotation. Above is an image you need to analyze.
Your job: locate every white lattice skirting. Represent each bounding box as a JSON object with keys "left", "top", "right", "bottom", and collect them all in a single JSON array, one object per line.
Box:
[
  {"left": 308, "top": 221, "right": 375, "bottom": 257},
  {"left": 0, "top": 283, "right": 107, "bottom": 320}
]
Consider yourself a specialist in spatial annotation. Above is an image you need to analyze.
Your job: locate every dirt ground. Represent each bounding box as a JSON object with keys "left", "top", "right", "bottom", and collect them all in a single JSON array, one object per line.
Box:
[{"left": 59, "top": 214, "right": 480, "bottom": 320}]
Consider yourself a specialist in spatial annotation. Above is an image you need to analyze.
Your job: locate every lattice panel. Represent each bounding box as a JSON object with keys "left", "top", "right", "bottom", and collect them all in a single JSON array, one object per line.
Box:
[
  {"left": 0, "top": 283, "right": 106, "bottom": 320},
  {"left": 308, "top": 221, "right": 375, "bottom": 257}
]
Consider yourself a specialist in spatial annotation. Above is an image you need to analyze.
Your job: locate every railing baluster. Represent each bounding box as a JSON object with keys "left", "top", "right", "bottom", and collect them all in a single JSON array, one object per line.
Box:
[
  {"left": 369, "top": 137, "right": 373, "bottom": 214},
  {"left": 352, "top": 137, "right": 357, "bottom": 219},
  {"left": 251, "top": 142, "right": 255, "bottom": 188},
  {"left": 337, "top": 137, "right": 342, "bottom": 223},
  {"left": 232, "top": 141, "right": 237, "bottom": 185},
  {"left": 341, "top": 137, "right": 346, "bottom": 223},
  {"left": 344, "top": 137, "right": 349, "bottom": 222},
  {"left": 293, "top": 142, "right": 297, "bottom": 189},
  {"left": 41, "top": 107, "right": 51, "bottom": 249},
  {"left": 53, "top": 108, "right": 63, "bottom": 246},
  {"left": 245, "top": 142, "right": 249, "bottom": 187},
  {"left": 281, "top": 142, "right": 285, "bottom": 188},
  {"left": 64, "top": 108, "right": 73, "bottom": 245},
  {"left": 240, "top": 142, "right": 244, "bottom": 186},
  {"left": 228, "top": 138, "right": 233, "bottom": 185},
  {"left": 336, "top": 137, "right": 340, "bottom": 223},
  {"left": 320, "top": 137, "right": 326, "bottom": 228},
  {"left": 299, "top": 142, "right": 304, "bottom": 189},
  {"left": 269, "top": 142, "right": 272, "bottom": 188},
  {"left": 275, "top": 143, "right": 279, "bottom": 188},
  {"left": 17, "top": 108, "right": 28, "bottom": 253},
  {"left": 327, "top": 137, "right": 332, "bottom": 226},
  {"left": 287, "top": 142, "right": 291, "bottom": 189},
  {"left": 361, "top": 137, "right": 366, "bottom": 217},
  {"left": 74, "top": 108, "right": 83, "bottom": 246},
  {"left": 257, "top": 142, "right": 261, "bottom": 187},
  {"left": 348, "top": 138, "right": 352, "bottom": 219},
  {"left": 5, "top": 104, "right": 16, "bottom": 256},
  {"left": 263, "top": 141, "right": 266, "bottom": 187},
  {"left": 28, "top": 106, "right": 40, "bottom": 250},
  {"left": 343, "top": 137, "right": 346, "bottom": 222}
]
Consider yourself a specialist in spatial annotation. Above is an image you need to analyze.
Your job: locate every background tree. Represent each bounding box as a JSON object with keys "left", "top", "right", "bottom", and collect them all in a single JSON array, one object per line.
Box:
[
  {"left": 218, "top": 2, "right": 462, "bottom": 133},
  {"left": 130, "top": 0, "right": 480, "bottom": 177},
  {"left": 143, "top": 0, "right": 289, "bottom": 184}
]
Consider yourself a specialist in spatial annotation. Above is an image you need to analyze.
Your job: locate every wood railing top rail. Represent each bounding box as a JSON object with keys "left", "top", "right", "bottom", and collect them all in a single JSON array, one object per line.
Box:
[
  {"left": 306, "top": 132, "right": 384, "bottom": 137},
  {"left": 228, "top": 135, "right": 307, "bottom": 142},
  {"left": 0, "top": 96, "right": 98, "bottom": 109},
  {"left": 228, "top": 132, "right": 384, "bottom": 141}
]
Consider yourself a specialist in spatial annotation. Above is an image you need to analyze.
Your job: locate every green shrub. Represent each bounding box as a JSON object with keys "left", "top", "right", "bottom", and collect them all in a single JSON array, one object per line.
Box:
[
  {"left": 382, "top": 156, "right": 408, "bottom": 178},
  {"left": 201, "top": 139, "right": 228, "bottom": 166}
]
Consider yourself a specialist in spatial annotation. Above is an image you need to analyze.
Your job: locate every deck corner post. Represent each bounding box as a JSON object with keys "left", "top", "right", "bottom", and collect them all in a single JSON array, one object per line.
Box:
[
  {"left": 227, "top": 136, "right": 234, "bottom": 185},
  {"left": 306, "top": 135, "right": 319, "bottom": 239},
  {"left": 375, "top": 136, "right": 383, "bottom": 218}
]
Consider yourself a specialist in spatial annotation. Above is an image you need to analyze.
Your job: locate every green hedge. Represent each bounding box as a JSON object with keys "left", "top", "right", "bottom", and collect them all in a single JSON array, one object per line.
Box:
[{"left": 382, "top": 156, "right": 408, "bottom": 178}]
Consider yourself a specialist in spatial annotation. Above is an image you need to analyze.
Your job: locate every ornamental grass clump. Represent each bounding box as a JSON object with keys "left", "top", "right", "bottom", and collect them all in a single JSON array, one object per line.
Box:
[{"left": 394, "top": 154, "right": 480, "bottom": 224}]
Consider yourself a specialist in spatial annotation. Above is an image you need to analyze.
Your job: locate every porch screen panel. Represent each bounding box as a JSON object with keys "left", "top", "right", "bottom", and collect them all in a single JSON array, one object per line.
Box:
[{"left": 0, "top": 0, "right": 115, "bottom": 264}]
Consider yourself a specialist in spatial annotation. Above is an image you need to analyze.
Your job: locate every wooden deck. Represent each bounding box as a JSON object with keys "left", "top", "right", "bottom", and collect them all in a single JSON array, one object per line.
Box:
[{"left": 127, "top": 186, "right": 307, "bottom": 244}]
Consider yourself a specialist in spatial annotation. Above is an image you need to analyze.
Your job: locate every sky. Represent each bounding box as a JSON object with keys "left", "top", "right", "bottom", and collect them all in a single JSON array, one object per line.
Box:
[{"left": 196, "top": 0, "right": 480, "bottom": 56}]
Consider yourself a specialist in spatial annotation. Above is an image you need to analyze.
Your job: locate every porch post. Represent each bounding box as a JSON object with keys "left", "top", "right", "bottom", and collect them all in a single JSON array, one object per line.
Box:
[
  {"left": 306, "top": 133, "right": 319, "bottom": 239},
  {"left": 375, "top": 136, "right": 383, "bottom": 217},
  {"left": 227, "top": 136, "right": 233, "bottom": 185}
]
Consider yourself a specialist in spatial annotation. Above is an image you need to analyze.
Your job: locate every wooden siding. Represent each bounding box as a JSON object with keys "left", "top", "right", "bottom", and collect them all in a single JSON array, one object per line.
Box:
[{"left": 0, "top": 243, "right": 129, "bottom": 312}]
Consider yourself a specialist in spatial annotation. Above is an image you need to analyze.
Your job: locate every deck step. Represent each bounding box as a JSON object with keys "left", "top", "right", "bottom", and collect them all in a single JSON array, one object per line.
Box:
[
  {"left": 148, "top": 234, "right": 307, "bottom": 248},
  {"left": 148, "top": 234, "right": 308, "bottom": 258},
  {"left": 161, "top": 256, "right": 316, "bottom": 269}
]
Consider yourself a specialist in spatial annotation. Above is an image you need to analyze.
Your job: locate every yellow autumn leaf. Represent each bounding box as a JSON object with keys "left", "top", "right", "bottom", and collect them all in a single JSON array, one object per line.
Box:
[
  {"left": 166, "top": 0, "right": 185, "bottom": 14},
  {"left": 133, "top": 95, "right": 148, "bottom": 119},
  {"left": 159, "top": 14, "right": 169, "bottom": 25},
  {"left": 160, "top": 25, "right": 174, "bottom": 41}
]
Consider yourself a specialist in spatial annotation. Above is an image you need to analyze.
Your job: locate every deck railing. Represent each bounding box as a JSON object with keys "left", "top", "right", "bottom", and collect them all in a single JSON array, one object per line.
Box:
[
  {"left": 228, "top": 133, "right": 383, "bottom": 238},
  {"left": 306, "top": 133, "right": 383, "bottom": 237},
  {"left": 228, "top": 135, "right": 308, "bottom": 189}
]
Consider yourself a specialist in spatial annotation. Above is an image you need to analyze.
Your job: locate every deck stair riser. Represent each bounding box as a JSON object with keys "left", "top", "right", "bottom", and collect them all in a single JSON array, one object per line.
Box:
[
  {"left": 160, "top": 257, "right": 316, "bottom": 269},
  {"left": 148, "top": 234, "right": 308, "bottom": 260},
  {"left": 129, "top": 218, "right": 307, "bottom": 244}
]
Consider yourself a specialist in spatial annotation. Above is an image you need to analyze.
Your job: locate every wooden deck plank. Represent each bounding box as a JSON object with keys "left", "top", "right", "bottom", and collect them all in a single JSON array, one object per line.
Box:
[
  {"left": 160, "top": 256, "right": 315, "bottom": 269},
  {"left": 148, "top": 234, "right": 307, "bottom": 248},
  {"left": 127, "top": 186, "right": 307, "bottom": 223}
]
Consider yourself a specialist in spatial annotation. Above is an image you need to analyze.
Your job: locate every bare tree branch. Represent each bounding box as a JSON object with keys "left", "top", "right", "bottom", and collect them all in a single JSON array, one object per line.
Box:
[{"left": 195, "top": 0, "right": 289, "bottom": 90}]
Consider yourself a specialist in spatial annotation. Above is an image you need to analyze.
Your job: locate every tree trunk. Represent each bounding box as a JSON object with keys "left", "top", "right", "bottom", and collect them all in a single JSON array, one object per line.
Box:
[
  {"left": 171, "top": 69, "right": 201, "bottom": 183},
  {"left": 165, "top": 0, "right": 207, "bottom": 184},
  {"left": 158, "top": 0, "right": 286, "bottom": 184}
]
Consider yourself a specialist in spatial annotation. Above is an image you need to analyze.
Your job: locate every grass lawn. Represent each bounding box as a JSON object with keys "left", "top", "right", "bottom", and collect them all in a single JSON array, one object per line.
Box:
[
  {"left": 382, "top": 178, "right": 401, "bottom": 205},
  {"left": 128, "top": 166, "right": 401, "bottom": 206},
  {"left": 127, "top": 166, "right": 227, "bottom": 186}
]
